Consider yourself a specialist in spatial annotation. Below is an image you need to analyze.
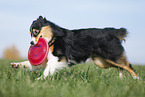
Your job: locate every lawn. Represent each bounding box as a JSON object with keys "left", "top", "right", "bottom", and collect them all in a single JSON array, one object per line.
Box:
[{"left": 0, "top": 59, "right": 145, "bottom": 97}]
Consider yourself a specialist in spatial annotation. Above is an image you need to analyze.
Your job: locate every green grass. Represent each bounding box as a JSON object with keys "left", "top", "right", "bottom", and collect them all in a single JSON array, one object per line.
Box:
[{"left": 0, "top": 59, "right": 145, "bottom": 97}]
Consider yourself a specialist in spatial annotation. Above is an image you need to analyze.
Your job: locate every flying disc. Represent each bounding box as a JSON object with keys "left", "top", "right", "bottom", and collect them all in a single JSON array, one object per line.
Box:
[{"left": 28, "top": 38, "right": 49, "bottom": 66}]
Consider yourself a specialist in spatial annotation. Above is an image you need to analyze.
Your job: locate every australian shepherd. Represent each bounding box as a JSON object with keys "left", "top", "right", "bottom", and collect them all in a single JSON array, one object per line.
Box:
[{"left": 11, "top": 16, "right": 139, "bottom": 79}]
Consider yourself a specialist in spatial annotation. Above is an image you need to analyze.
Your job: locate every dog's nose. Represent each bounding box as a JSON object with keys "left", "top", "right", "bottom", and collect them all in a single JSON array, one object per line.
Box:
[{"left": 30, "top": 41, "right": 34, "bottom": 45}]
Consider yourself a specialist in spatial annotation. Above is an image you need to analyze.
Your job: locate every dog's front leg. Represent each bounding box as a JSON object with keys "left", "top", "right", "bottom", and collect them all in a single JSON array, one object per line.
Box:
[
  {"left": 10, "top": 61, "right": 32, "bottom": 70},
  {"left": 37, "top": 53, "right": 68, "bottom": 80}
]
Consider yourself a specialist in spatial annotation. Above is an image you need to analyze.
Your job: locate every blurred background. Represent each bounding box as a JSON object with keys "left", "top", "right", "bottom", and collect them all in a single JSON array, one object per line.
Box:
[{"left": 0, "top": 0, "right": 145, "bottom": 65}]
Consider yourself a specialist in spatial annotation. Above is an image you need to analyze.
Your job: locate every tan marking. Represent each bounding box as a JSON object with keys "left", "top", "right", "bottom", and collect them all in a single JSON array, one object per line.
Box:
[
  {"left": 92, "top": 55, "right": 111, "bottom": 68},
  {"left": 59, "top": 57, "right": 66, "bottom": 62},
  {"left": 49, "top": 45, "right": 54, "bottom": 52},
  {"left": 116, "top": 52, "right": 129, "bottom": 66},
  {"left": 35, "top": 26, "right": 53, "bottom": 43},
  {"left": 105, "top": 59, "right": 138, "bottom": 78},
  {"left": 30, "top": 32, "right": 32, "bottom": 34}
]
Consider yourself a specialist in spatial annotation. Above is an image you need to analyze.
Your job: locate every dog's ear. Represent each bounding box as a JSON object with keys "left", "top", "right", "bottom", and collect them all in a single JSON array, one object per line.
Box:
[
  {"left": 43, "top": 17, "right": 48, "bottom": 23},
  {"left": 39, "top": 16, "right": 43, "bottom": 19}
]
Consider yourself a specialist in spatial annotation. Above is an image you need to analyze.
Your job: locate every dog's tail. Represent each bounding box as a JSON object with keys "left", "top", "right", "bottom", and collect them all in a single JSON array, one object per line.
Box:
[
  {"left": 112, "top": 28, "right": 128, "bottom": 42},
  {"left": 104, "top": 28, "right": 128, "bottom": 42}
]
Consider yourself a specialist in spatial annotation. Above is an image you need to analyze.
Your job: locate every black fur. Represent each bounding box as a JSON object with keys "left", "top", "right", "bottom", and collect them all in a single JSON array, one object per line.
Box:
[{"left": 30, "top": 16, "right": 127, "bottom": 65}]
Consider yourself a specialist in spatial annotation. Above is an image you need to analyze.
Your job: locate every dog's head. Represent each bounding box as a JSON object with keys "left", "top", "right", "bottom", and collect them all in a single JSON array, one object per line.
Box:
[
  {"left": 30, "top": 16, "right": 52, "bottom": 45},
  {"left": 30, "top": 16, "right": 64, "bottom": 46}
]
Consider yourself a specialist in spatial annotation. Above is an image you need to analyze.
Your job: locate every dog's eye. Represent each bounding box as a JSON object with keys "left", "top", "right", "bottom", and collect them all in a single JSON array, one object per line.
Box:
[
  {"left": 40, "top": 35, "right": 42, "bottom": 37},
  {"left": 33, "top": 30, "right": 39, "bottom": 35}
]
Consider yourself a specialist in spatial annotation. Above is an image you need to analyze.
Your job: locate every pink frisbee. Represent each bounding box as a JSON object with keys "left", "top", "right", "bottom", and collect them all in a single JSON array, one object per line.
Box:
[{"left": 28, "top": 38, "right": 49, "bottom": 66}]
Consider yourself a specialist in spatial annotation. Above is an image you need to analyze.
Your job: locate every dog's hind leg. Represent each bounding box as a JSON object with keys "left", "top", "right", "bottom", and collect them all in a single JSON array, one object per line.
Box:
[
  {"left": 10, "top": 61, "right": 32, "bottom": 70},
  {"left": 104, "top": 59, "right": 139, "bottom": 79},
  {"left": 92, "top": 55, "right": 111, "bottom": 68},
  {"left": 92, "top": 55, "right": 124, "bottom": 78}
]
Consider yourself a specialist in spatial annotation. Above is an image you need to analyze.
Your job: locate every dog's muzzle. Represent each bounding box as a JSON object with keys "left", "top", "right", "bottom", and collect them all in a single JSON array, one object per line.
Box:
[
  {"left": 30, "top": 41, "right": 35, "bottom": 45},
  {"left": 30, "top": 37, "right": 37, "bottom": 45}
]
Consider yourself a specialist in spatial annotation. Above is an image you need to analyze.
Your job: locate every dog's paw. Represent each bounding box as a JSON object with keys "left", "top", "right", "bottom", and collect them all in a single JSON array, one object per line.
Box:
[
  {"left": 10, "top": 63, "right": 21, "bottom": 68},
  {"left": 133, "top": 76, "right": 139, "bottom": 80},
  {"left": 35, "top": 76, "right": 46, "bottom": 80},
  {"left": 36, "top": 76, "right": 43, "bottom": 80}
]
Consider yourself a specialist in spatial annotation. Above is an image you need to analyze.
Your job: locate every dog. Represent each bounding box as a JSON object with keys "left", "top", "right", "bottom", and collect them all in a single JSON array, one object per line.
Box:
[{"left": 11, "top": 16, "right": 139, "bottom": 79}]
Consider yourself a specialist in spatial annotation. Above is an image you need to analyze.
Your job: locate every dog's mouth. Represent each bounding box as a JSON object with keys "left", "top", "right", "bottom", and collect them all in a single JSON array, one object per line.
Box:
[
  {"left": 30, "top": 35, "right": 54, "bottom": 47},
  {"left": 30, "top": 37, "right": 38, "bottom": 46},
  {"left": 30, "top": 36, "right": 50, "bottom": 46}
]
